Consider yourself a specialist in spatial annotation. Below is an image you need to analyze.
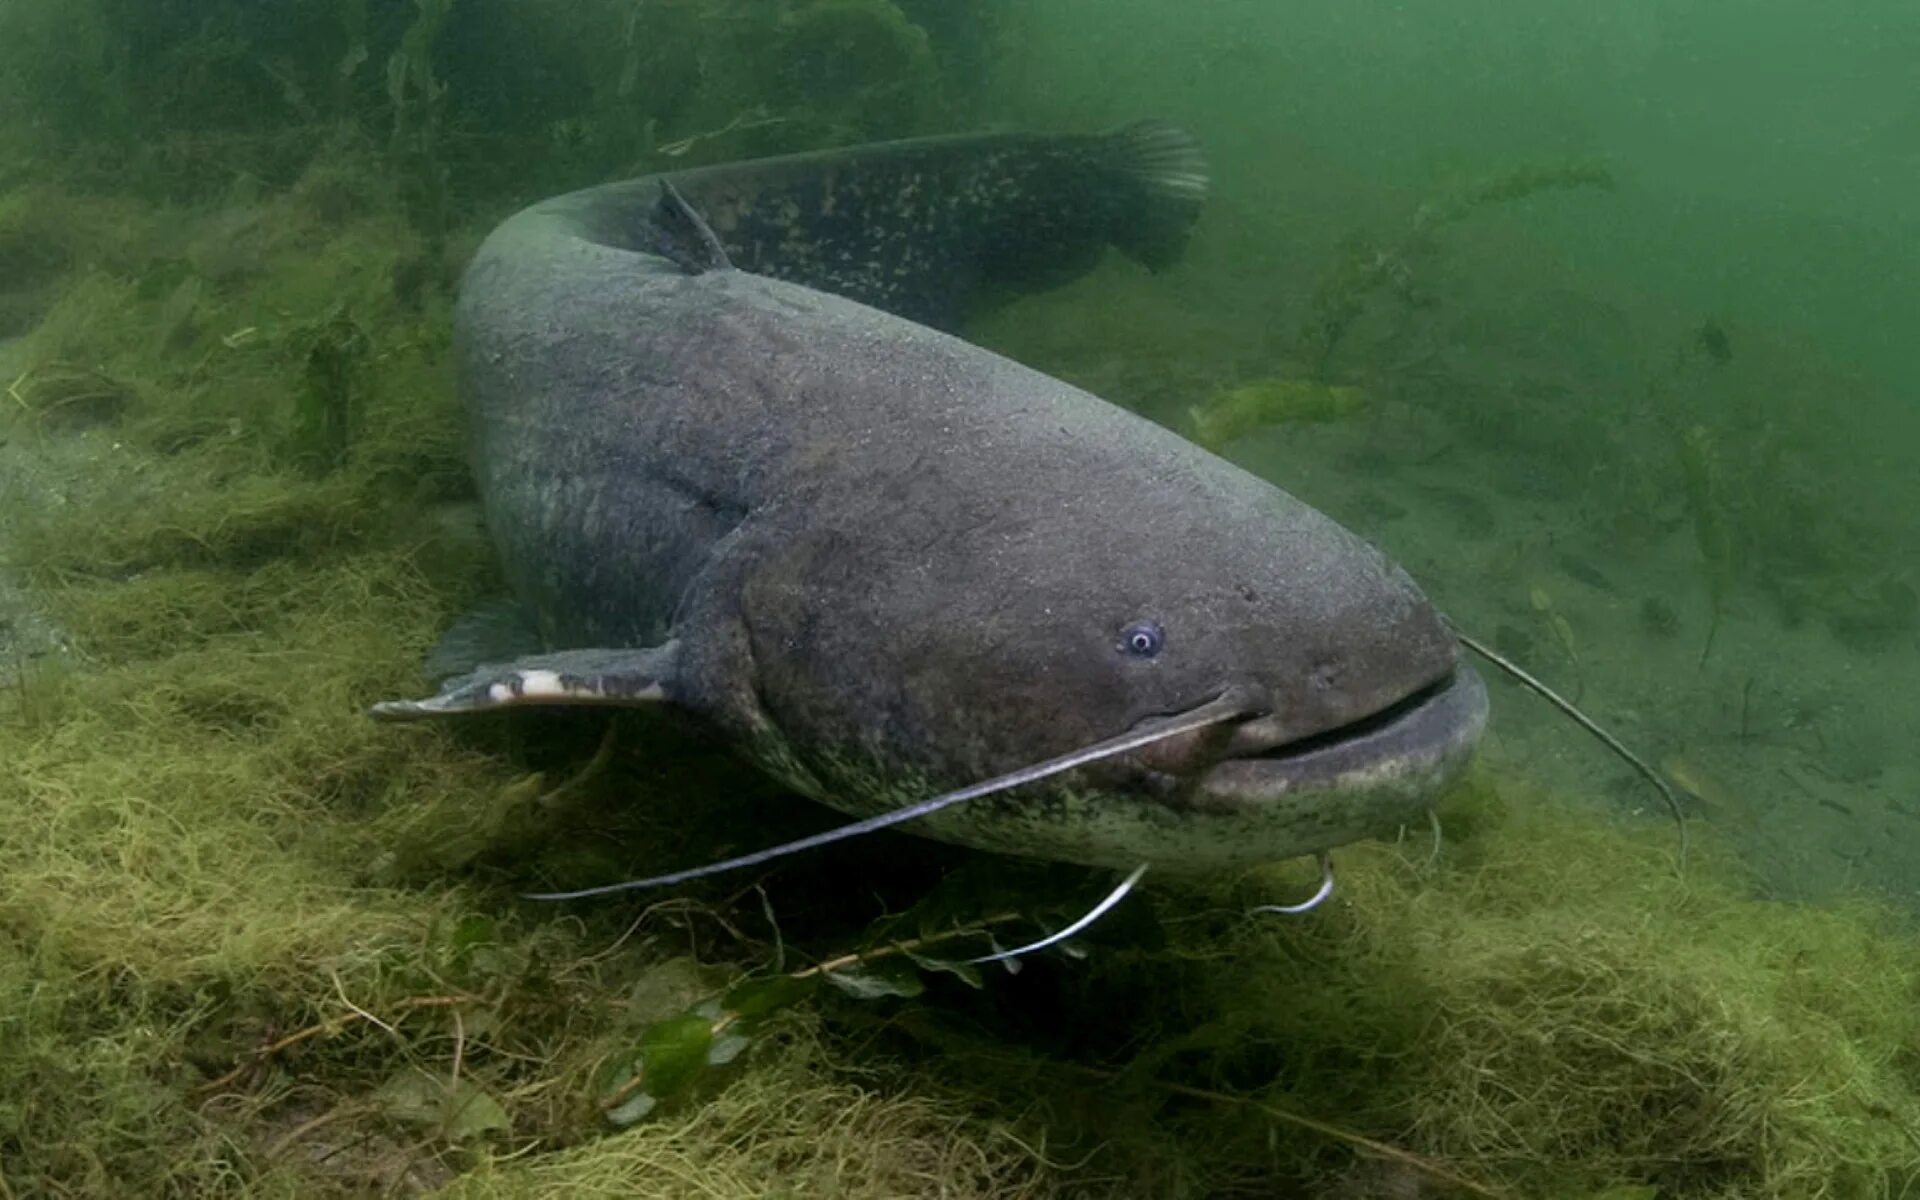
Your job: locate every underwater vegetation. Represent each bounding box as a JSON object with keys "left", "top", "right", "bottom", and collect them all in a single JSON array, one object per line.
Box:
[
  {"left": 2, "top": 143, "right": 1919, "bottom": 1200},
  {"left": 1675, "top": 423, "right": 1735, "bottom": 665},
  {"left": 1181, "top": 152, "right": 1912, "bottom": 675},
  {"left": 1625, "top": 316, "right": 1916, "bottom": 663},
  {"left": 1296, "top": 161, "right": 1615, "bottom": 382},
  {"left": 0, "top": 0, "right": 1000, "bottom": 214},
  {"left": 1187, "top": 378, "right": 1368, "bottom": 452},
  {"left": 1180, "top": 163, "right": 1614, "bottom": 456},
  {"left": 1182, "top": 163, "right": 1613, "bottom": 459}
]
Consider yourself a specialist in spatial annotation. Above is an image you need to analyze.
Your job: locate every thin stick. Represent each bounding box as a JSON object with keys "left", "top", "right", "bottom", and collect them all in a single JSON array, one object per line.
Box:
[
  {"left": 264, "top": 1103, "right": 365, "bottom": 1161},
  {"left": 330, "top": 969, "right": 398, "bottom": 1037},
  {"left": 193, "top": 995, "right": 471, "bottom": 1096},
  {"left": 449, "top": 1008, "right": 467, "bottom": 1094},
  {"left": 793, "top": 911, "right": 1023, "bottom": 979},
  {"left": 597, "top": 912, "right": 1030, "bottom": 1113},
  {"left": 1453, "top": 627, "right": 1687, "bottom": 872},
  {"left": 1027, "top": 1059, "right": 1510, "bottom": 1199},
  {"left": 1164, "top": 1079, "right": 1510, "bottom": 1199},
  {"left": 538, "top": 720, "right": 619, "bottom": 806}
]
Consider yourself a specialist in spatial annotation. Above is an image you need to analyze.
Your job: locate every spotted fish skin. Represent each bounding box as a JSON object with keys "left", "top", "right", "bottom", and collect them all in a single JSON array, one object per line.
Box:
[
  {"left": 559, "top": 121, "right": 1207, "bottom": 330},
  {"left": 385, "top": 122, "right": 1487, "bottom": 875}
]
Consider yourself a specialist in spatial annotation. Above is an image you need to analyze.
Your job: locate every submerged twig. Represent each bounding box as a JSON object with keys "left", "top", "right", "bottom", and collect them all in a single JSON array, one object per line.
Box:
[
  {"left": 1452, "top": 627, "right": 1688, "bottom": 873},
  {"left": 538, "top": 720, "right": 618, "bottom": 806},
  {"left": 594, "top": 912, "right": 1029, "bottom": 1115},
  {"left": 263, "top": 1103, "right": 367, "bottom": 1161},
  {"left": 656, "top": 111, "right": 788, "bottom": 157},
  {"left": 330, "top": 969, "right": 398, "bottom": 1038},
  {"left": 794, "top": 911, "right": 1022, "bottom": 980},
  {"left": 1028, "top": 1059, "right": 1511, "bottom": 1198},
  {"left": 194, "top": 994, "right": 473, "bottom": 1097},
  {"left": 1166, "top": 1079, "right": 1511, "bottom": 1199}
]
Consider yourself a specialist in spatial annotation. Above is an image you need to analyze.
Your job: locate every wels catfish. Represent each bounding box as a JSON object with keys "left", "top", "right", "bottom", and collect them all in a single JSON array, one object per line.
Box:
[{"left": 373, "top": 122, "right": 1488, "bottom": 895}]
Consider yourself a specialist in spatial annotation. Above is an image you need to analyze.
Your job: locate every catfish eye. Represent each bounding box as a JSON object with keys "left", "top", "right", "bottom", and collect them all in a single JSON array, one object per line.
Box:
[{"left": 1120, "top": 620, "right": 1164, "bottom": 658}]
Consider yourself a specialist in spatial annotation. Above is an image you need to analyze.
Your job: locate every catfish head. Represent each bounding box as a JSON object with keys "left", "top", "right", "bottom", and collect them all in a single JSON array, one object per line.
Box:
[{"left": 726, "top": 414, "right": 1488, "bottom": 875}]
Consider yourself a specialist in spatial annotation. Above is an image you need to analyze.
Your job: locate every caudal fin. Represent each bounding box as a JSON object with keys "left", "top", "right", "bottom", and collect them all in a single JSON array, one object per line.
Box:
[{"left": 1102, "top": 120, "right": 1210, "bottom": 271}]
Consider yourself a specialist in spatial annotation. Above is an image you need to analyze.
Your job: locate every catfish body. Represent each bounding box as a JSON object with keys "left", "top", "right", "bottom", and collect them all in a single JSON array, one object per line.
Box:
[{"left": 384, "top": 125, "right": 1487, "bottom": 874}]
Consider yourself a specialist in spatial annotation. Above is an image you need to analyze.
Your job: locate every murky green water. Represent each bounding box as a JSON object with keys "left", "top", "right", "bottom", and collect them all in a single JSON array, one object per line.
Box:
[
  {"left": 994, "top": 0, "right": 1920, "bottom": 906},
  {"left": 1, "top": 4, "right": 1914, "bottom": 1196}
]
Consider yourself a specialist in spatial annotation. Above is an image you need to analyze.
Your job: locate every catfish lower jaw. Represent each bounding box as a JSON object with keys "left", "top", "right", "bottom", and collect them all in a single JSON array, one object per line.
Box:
[{"left": 1185, "top": 666, "right": 1489, "bottom": 821}]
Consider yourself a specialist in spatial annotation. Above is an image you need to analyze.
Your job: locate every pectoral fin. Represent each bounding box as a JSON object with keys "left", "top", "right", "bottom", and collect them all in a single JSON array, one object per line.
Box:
[{"left": 370, "top": 643, "right": 680, "bottom": 721}]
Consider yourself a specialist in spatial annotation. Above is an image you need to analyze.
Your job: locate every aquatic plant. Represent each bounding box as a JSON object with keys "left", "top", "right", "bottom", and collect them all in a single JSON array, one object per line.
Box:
[
  {"left": 1187, "top": 377, "right": 1367, "bottom": 450},
  {"left": 1299, "top": 160, "right": 1614, "bottom": 378},
  {"left": 5, "top": 361, "right": 137, "bottom": 430},
  {"left": 1631, "top": 317, "right": 1915, "bottom": 663},
  {"left": 1675, "top": 423, "right": 1736, "bottom": 665},
  {"left": 1638, "top": 595, "right": 1681, "bottom": 639},
  {"left": 1528, "top": 583, "right": 1584, "bottom": 696},
  {"left": 773, "top": 0, "right": 941, "bottom": 139},
  {"left": 1186, "top": 168, "right": 1608, "bottom": 450},
  {"left": 0, "top": 0, "right": 990, "bottom": 213},
  {"left": 285, "top": 303, "right": 371, "bottom": 475}
]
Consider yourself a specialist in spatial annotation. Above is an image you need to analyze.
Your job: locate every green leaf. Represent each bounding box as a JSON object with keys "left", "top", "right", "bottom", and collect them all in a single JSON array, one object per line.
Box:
[
  {"left": 452, "top": 1007, "right": 500, "bottom": 1041},
  {"left": 597, "top": 1011, "right": 716, "bottom": 1125},
  {"left": 706, "top": 1032, "right": 751, "bottom": 1066},
  {"left": 633, "top": 1012, "right": 714, "bottom": 1101},
  {"left": 443, "top": 916, "right": 519, "bottom": 980},
  {"left": 441, "top": 1080, "right": 510, "bottom": 1143},
  {"left": 604, "top": 1089, "right": 658, "bottom": 1126},
  {"left": 1588, "top": 1188, "right": 1659, "bottom": 1200},
  {"left": 374, "top": 1070, "right": 508, "bottom": 1143},
  {"left": 448, "top": 914, "right": 496, "bottom": 958},
  {"left": 623, "top": 956, "right": 719, "bottom": 1023},
  {"left": 903, "top": 859, "right": 1050, "bottom": 941},
  {"left": 823, "top": 958, "right": 924, "bottom": 1000},
  {"left": 375, "top": 1069, "right": 442, "bottom": 1128},
  {"left": 721, "top": 974, "right": 816, "bottom": 1018}
]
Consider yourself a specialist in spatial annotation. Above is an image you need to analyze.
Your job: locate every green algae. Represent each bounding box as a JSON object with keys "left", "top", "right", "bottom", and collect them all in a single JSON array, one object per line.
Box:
[
  {"left": 0, "top": 0, "right": 980, "bottom": 212},
  {"left": 7, "top": 236, "right": 1920, "bottom": 1193},
  {"left": 1298, "top": 161, "right": 1614, "bottom": 379},
  {"left": 1187, "top": 378, "right": 1369, "bottom": 451}
]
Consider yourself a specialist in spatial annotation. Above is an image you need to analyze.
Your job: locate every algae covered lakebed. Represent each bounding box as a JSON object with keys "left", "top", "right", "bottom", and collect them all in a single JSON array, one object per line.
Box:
[{"left": 5, "top": 2, "right": 1920, "bottom": 1197}]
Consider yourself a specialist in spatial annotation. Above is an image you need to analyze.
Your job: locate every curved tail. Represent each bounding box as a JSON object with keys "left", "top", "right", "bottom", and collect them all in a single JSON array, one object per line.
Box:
[{"left": 1101, "top": 119, "right": 1210, "bottom": 271}]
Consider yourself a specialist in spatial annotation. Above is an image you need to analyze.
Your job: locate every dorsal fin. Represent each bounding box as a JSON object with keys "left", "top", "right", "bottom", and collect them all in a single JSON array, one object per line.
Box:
[{"left": 651, "top": 179, "right": 734, "bottom": 275}]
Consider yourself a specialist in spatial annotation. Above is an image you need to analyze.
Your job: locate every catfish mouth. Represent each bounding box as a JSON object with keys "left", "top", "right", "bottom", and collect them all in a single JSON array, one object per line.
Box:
[{"left": 1189, "top": 666, "right": 1489, "bottom": 814}]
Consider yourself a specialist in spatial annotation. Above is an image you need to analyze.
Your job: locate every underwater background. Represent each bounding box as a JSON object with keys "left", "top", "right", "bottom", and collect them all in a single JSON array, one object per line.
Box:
[{"left": 0, "top": 1, "right": 1915, "bottom": 1196}]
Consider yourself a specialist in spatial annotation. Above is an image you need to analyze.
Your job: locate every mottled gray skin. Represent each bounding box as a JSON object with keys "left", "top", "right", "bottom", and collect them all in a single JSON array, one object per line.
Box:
[{"left": 429, "top": 127, "right": 1486, "bottom": 873}]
